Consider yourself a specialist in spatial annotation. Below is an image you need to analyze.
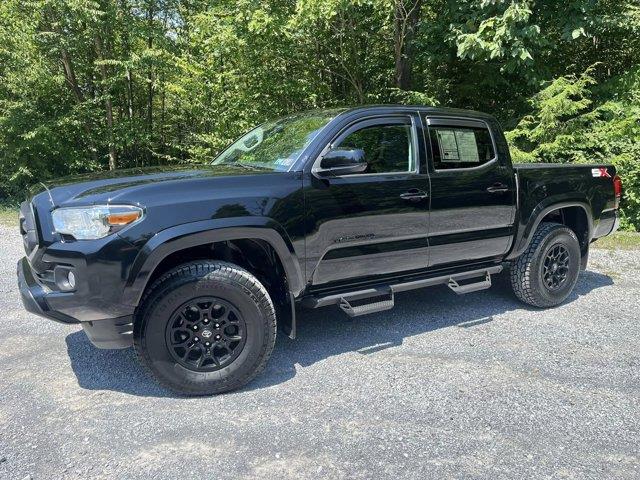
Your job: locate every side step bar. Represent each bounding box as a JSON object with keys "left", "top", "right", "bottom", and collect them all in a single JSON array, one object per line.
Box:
[
  {"left": 339, "top": 289, "right": 394, "bottom": 317},
  {"left": 448, "top": 271, "right": 492, "bottom": 295},
  {"left": 303, "top": 266, "right": 502, "bottom": 316}
]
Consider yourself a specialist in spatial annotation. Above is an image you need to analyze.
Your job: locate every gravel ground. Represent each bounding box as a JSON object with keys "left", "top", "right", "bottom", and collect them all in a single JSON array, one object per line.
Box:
[{"left": 0, "top": 224, "right": 638, "bottom": 480}]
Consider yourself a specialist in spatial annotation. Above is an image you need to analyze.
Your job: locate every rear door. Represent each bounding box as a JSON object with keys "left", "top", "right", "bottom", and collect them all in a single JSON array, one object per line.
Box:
[
  {"left": 303, "top": 114, "right": 431, "bottom": 286},
  {"left": 424, "top": 116, "right": 516, "bottom": 268}
]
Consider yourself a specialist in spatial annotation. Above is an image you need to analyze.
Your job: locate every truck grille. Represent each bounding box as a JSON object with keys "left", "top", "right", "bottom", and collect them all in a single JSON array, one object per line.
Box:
[{"left": 19, "top": 201, "right": 39, "bottom": 257}]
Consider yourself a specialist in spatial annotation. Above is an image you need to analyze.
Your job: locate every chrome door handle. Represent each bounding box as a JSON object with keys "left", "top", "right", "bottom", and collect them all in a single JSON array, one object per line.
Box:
[
  {"left": 400, "top": 190, "right": 429, "bottom": 201},
  {"left": 486, "top": 183, "right": 509, "bottom": 193}
]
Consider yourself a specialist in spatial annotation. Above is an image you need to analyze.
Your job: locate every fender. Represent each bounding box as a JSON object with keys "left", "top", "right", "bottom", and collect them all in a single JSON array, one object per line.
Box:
[
  {"left": 121, "top": 216, "right": 305, "bottom": 307},
  {"left": 506, "top": 197, "right": 593, "bottom": 261}
]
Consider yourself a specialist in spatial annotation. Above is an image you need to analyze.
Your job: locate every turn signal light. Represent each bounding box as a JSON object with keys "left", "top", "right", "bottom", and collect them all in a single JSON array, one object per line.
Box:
[{"left": 107, "top": 211, "right": 142, "bottom": 226}]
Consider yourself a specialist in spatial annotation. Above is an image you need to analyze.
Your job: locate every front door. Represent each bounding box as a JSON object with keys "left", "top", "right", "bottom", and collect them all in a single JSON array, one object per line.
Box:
[
  {"left": 303, "top": 114, "right": 430, "bottom": 286},
  {"left": 424, "top": 116, "right": 517, "bottom": 268}
]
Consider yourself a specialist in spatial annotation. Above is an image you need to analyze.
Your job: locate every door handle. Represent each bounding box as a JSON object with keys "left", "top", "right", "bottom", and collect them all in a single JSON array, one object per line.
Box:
[
  {"left": 486, "top": 183, "right": 509, "bottom": 193},
  {"left": 400, "top": 189, "right": 429, "bottom": 201}
]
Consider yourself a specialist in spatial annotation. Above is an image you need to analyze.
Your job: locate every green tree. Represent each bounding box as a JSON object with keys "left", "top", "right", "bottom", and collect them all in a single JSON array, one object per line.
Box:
[{"left": 0, "top": 0, "right": 638, "bottom": 228}]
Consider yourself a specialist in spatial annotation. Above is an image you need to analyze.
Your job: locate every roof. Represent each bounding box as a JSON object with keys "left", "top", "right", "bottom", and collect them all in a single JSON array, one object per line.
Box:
[{"left": 337, "top": 104, "right": 496, "bottom": 120}]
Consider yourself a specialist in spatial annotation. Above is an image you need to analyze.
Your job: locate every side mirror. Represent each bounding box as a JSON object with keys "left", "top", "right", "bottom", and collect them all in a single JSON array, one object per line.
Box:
[{"left": 316, "top": 148, "right": 367, "bottom": 176}]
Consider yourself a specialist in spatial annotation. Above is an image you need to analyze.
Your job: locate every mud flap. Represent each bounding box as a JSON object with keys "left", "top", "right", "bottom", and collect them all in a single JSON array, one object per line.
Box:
[
  {"left": 581, "top": 244, "right": 589, "bottom": 271},
  {"left": 279, "top": 291, "right": 296, "bottom": 339}
]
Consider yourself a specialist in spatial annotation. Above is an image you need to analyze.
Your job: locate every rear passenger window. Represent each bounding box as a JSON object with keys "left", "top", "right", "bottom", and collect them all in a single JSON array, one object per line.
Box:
[{"left": 429, "top": 125, "right": 495, "bottom": 170}]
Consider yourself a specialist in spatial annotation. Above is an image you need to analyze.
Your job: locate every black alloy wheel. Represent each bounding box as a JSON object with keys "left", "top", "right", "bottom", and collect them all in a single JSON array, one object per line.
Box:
[
  {"left": 542, "top": 244, "right": 570, "bottom": 291},
  {"left": 165, "top": 297, "right": 246, "bottom": 372}
]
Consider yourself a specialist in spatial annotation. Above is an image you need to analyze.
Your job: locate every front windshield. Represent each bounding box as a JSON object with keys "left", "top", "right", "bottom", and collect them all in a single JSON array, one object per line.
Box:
[{"left": 212, "top": 112, "right": 337, "bottom": 171}]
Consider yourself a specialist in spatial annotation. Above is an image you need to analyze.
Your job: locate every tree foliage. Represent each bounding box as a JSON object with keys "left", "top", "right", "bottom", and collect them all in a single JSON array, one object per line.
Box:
[
  {"left": 508, "top": 66, "right": 640, "bottom": 229},
  {"left": 0, "top": 0, "right": 639, "bottom": 228}
]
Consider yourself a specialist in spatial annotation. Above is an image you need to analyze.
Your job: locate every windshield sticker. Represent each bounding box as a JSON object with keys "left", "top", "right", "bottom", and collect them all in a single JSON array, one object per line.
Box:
[{"left": 274, "top": 157, "right": 295, "bottom": 167}]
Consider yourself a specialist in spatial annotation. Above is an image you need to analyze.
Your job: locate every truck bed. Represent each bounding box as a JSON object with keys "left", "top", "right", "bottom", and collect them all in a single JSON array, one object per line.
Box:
[{"left": 512, "top": 162, "right": 619, "bottom": 254}]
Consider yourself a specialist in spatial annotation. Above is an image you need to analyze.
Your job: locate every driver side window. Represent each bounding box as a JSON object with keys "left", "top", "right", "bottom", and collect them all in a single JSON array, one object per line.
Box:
[{"left": 335, "top": 121, "right": 415, "bottom": 174}]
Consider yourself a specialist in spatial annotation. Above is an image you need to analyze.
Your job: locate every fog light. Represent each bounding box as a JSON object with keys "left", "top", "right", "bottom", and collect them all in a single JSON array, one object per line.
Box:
[{"left": 53, "top": 266, "right": 77, "bottom": 291}]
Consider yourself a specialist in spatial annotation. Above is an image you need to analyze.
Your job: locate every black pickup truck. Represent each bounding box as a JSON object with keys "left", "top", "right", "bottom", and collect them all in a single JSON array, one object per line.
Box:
[{"left": 17, "top": 105, "right": 622, "bottom": 395}]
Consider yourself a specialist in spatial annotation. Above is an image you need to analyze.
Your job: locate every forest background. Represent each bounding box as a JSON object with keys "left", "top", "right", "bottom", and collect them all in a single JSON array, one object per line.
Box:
[{"left": 1, "top": 0, "right": 639, "bottom": 229}]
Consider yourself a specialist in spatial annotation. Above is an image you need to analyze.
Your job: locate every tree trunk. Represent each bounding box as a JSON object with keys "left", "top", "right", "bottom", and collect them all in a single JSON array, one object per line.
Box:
[
  {"left": 394, "top": 0, "right": 422, "bottom": 91},
  {"left": 146, "top": 0, "right": 155, "bottom": 164},
  {"left": 59, "top": 48, "right": 99, "bottom": 163},
  {"left": 120, "top": 0, "right": 134, "bottom": 121},
  {"left": 126, "top": 69, "right": 134, "bottom": 120},
  {"left": 94, "top": 35, "right": 117, "bottom": 170},
  {"left": 61, "top": 50, "right": 84, "bottom": 103},
  {"left": 161, "top": 84, "right": 166, "bottom": 157}
]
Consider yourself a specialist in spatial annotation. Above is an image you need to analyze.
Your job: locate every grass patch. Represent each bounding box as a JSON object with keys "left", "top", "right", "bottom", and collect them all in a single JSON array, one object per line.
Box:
[
  {"left": 592, "top": 231, "right": 640, "bottom": 250},
  {"left": 0, "top": 206, "right": 18, "bottom": 227}
]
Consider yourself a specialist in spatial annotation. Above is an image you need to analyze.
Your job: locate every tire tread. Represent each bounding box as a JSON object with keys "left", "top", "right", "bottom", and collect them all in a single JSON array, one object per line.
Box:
[
  {"left": 133, "top": 260, "right": 276, "bottom": 396},
  {"left": 509, "top": 222, "right": 579, "bottom": 308}
]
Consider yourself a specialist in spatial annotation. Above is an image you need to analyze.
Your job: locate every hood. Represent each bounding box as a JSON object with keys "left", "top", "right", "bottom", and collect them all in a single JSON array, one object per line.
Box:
[{"left": 29, "top": 164, "right": 268, "bottom": 207}]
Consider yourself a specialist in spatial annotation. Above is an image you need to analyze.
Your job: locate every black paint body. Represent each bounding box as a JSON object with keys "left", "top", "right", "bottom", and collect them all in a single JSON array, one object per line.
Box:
[{"left": 17, "top": 106, "right": 620, "bottom": 347}]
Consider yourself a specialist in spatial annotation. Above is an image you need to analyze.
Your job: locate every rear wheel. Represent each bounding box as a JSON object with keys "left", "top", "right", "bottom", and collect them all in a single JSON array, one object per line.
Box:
[
  {"left": 134, "top": 261, "right": 276, "bottom": 395},
  {"left": 510, "top": 222, "right": 581, "bottom": 308}
]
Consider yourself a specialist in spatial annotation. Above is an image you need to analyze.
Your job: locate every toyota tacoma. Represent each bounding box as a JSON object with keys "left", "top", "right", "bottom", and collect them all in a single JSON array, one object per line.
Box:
[{"left": 17, "top": 106, "right": 622, "bottom": 395}]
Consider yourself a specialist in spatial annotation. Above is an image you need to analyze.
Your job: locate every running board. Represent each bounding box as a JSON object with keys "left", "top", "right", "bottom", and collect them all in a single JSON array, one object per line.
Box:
[
  {"left": 339, "top": 289, "right": 394, "bottom": 317},
  {"left": 447, "top": 271, "right": 492, "bottom": 295},
  {"left": 302, "top": 265, "right": 502, "bottom": 313}
]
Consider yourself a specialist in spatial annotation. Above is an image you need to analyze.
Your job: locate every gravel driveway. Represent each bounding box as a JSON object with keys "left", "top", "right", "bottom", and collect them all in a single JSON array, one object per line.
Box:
[{"left": 0, "top": 224, "right": 638, "bottom": 479}]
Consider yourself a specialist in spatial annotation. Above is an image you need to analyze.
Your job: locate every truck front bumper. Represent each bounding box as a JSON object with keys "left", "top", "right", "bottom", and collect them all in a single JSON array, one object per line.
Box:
[{"left": 17, "top": 257, "right": 133, "bottom": 349}]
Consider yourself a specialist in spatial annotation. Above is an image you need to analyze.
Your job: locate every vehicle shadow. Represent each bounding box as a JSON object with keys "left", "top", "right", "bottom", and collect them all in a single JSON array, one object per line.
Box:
[
  {"left": 65, "top": 332, "right": 173, "bottom": 397},
  {"left": 65, "top": 270, "right": 613, "bottom": 398}
]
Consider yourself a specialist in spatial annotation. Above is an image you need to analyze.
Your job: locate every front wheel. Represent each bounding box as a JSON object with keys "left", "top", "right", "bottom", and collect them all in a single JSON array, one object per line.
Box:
[
  {"left": 510, "top": 222, "right": 582, "bottom": 308},
  {"left": 134, "top": 261, "right": 276, "bottom": 395}
]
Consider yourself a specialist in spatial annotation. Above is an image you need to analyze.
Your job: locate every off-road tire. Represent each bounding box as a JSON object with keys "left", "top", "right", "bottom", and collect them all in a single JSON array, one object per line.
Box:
[
  {"left": 510, "top": 222, "right": 581, "bottom": 308},
  {"left": 134, "top": 261, "right": 276, "bottom": 395}
]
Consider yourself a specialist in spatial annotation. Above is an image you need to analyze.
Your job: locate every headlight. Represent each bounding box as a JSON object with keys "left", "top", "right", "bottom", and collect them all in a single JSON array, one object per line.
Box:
[{"left": 51, "top": 205, "right": 143, "bottom": 240}]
